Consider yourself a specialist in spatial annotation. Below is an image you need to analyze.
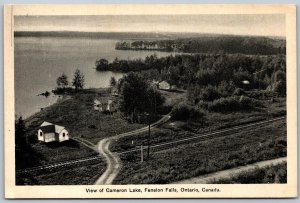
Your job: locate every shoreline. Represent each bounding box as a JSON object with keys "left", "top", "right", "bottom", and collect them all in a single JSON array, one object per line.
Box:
[{"left": 24, "top": 87, "right": 111, "bottom": 122}]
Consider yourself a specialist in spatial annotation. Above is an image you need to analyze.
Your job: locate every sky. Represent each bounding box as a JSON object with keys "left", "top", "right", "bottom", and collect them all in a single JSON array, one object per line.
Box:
[{"left": 14, "top": 14, "right": 286, "bottom": 37}]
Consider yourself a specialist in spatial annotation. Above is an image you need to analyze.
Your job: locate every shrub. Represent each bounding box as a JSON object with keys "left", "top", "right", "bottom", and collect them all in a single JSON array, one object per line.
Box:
[
  {"left": 218, "top": 80, "right": 236, "bottom": 96},
  {"left": 200, "top": 85, "right": 221, "bottom": 101},
  {"left": 208, "top": 96, "right": 239, "bottom": 112},
  {"left": 171, "top": 103, "right": 205, "bottom": 121},
  {"left": 208, "top": 96, "right": 263, "bottom": 112}
]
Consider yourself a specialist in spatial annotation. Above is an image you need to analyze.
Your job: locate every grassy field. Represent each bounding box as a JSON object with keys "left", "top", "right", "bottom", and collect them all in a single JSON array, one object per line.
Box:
[
  {"left": 213, "top": 163, "right": 287, "bottom": 184},
  {"left": 23, "top": 88, "right": 143, "bottom": 165},
  {"left": 18, "top": 87, "right": 286, "bottom": 185},
  {"left": 114, "top": 120, "right": 286, "bottom": 184},
  {"left": 17, "top": 88, "right": 144, "bottom": 184},
  {"left": 25, "top": 88, "right": 143, "bottom": 146},
  {"left": 111, "top": 97, "right": 286, "bottom": 153}
]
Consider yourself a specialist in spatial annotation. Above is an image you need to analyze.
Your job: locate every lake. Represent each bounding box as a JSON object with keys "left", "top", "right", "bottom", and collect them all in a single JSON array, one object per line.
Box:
[{"left": 14, "top": 37, "right": 173, "bottom": 118}]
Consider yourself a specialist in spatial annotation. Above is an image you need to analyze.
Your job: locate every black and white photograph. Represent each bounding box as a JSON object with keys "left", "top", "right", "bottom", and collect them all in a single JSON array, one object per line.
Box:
[{"left": 4, "top": 4, "right": 297, "bottom": 198}]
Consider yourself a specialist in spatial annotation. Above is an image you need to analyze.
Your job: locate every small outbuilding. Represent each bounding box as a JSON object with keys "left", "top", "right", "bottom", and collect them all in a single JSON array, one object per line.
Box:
[
  {"left": 171, "top": 85, "right": 178, "bottom": 91},
  {"left": 158, "top": 81, "right": 171, "bottom": 90},
  {"left": 37, "top": 121, "right": 70, "bottom": 143}
]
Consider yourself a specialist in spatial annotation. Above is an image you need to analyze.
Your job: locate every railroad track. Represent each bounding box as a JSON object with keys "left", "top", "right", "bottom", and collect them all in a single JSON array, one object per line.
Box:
[
  {"left": 116, "top": 116, "right": 286, "bottom": 154},
  {"left": 16, "top": 155, "right": 101, "bottom": 174},
  {"left": 16, "top": 116, "right": 285, "bottom": 175}
]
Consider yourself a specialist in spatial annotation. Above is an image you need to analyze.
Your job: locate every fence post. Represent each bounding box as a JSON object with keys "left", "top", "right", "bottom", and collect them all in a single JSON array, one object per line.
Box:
[{"left": 141, "top": 145, "right": 144, "bottom": 163}]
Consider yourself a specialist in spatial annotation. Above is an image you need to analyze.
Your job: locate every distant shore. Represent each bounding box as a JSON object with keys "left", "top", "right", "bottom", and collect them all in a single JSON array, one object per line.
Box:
[
  {"left": 14, "top": 31, "right": 286, "bottom": 40},
  {"left": 14, "top": 31, "right": 174, "bottom": 40}
]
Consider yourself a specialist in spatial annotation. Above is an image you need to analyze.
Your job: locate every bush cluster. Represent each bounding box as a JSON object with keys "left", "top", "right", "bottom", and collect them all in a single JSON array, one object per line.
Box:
[
  {"left": 207, "top": 96, "right": 263, "bottom": 112},
  {"left": 171, "top": 103, "right": 205, "bottom": 121},
  {"left": 214, "top": 163, "right": 287, "bottom": 184}
]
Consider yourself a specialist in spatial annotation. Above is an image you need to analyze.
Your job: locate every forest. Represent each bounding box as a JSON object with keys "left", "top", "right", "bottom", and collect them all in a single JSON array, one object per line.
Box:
[
  {"left": 97, "top": 54, "right": 285, "bottom": 92},
  {"left": 115, "top": 36, "right": 285, "bottom": 55},
  {"left": 96, "top": 53, "right": 285, "bottom": 119}
]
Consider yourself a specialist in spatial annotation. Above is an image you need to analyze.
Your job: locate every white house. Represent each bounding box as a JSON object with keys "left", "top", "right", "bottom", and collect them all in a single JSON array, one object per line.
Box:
[
  {"left": 94, "top": 98, "right": 117, "bottom": 113},
  {"left": 94, "top": 99, "right": 103, "bottom": 111},
  {"left": 158, "top": 81, "right": 171, "bottom": 90},
  {"left": 37, "top": 121, "right": 70, "bottom": 143},
  {"left": 106, "top": 99, "right": 117, "bottom": 112}
]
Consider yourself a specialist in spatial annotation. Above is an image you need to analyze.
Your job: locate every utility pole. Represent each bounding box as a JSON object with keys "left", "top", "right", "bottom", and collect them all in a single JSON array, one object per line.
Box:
[
  {"left": 141, "top": 145, "right": 144, "bottom": 163},
  {"left": 147, "top": 114, "right": 151, "bottom": 160},
  {"left": 154, "top": 89, "right": 157, "bottom": 114}
]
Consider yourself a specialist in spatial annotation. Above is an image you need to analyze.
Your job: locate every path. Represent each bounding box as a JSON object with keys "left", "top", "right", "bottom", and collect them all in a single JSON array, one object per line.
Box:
[
  {"left": 173, "top": 157, "right": 287, "bottom": 184},
  {"left": 94, "top": 114, "right": 171, "bottom": 185}
]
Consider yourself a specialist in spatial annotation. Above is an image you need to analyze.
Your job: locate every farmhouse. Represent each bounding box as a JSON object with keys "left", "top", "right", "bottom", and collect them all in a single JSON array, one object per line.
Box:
[
  {"left": 37, "top": 121, "right": 70, "bottom": 143},
  {"left": 94, "top": 98, "right": 117, "bottom": 113},
  {"left": 94, "top": 99, "right": 103, "bottom": 111},
  {"left": 158, "top": 81, "right": 171, "bottom": 90}
]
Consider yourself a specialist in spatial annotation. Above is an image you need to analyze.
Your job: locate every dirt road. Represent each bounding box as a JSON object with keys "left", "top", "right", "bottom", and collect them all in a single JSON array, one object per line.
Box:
[
  {"left": 94, "top": 114, "right": 171, "bottom": 185},
  {"left": 173, "top": 157, "right": 287, "bottom": 184},
  {"left": 94, "top": 138, "right": 121, "bottom": 185}
]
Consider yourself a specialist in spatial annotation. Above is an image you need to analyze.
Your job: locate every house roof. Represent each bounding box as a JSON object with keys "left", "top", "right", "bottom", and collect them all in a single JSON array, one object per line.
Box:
[
  {"left": 41, "top": 121, "right": 52, "bottom": 126},
  {"left": 94, "top": 99, "right": 101, "bottom": 105},
  {"left": 159, "top": 81, "right": 170, "bottom": 85},
  {"left": 40, "top": 121, "right": 65, "bottom": 134},
  {"left": 40, "top": 125, "right": 56, "bottom": 134},
  {"left": 94, "top": 97, "right": 115, "bottom": 105}
]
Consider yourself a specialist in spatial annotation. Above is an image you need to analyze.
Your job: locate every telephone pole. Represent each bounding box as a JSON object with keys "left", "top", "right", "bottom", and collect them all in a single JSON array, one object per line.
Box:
[
  {"left": 141, "top": 145, "right": 144, "bottom": 163},
  {"left": 147, "top": 114, "right": 151, "bottom": 160}
]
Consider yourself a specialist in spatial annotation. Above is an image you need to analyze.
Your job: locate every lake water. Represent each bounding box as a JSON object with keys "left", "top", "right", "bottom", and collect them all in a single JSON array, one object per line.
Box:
[{"left": 15, "top": 37, "right": 173, "bottom": 118}]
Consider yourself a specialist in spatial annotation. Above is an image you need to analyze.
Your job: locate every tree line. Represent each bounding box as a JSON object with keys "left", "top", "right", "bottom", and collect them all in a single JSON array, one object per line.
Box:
[
  {"left": 97, "top": 53, "right": 286, "bottom": 119},
  {"left": 96, "top": 54, "right": 285, "bottom": 93},
  {"left": 115, "top": 36, "right": 285, "bottom": 55}
]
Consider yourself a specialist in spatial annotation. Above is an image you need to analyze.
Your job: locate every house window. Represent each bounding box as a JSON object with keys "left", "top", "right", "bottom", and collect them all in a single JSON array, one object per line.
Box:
[
  {"left": 63, "top": 133, "right": 65, "bottom": 137},
  {"left": 40, "top": 132, "right": 43, "bottom": 136}
]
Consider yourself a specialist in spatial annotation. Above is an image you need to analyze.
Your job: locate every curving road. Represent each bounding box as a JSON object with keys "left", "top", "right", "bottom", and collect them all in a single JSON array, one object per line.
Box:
[
  {"left": 94, "top": 115, "right": 285, "bottom": 185},
  {"left": 94, "top": 114, "right": 171, "bottom": 185}
]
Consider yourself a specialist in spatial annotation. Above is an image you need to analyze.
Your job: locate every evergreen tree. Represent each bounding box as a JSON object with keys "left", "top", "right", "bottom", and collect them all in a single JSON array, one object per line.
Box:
[
  {"left": 110, "top": 76, "right": 117, "bottom": 87},
  {"left": 72, "top": 69, "right": 85, "bottom": 90},
  {"left": 15, "top": 116, "right": 26, "bottom": 148}
]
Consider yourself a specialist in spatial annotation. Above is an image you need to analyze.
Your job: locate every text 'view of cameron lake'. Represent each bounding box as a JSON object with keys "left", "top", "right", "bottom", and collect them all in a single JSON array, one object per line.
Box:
[{"left": 14, "top": 36, "right": 173, "bottom": 118}]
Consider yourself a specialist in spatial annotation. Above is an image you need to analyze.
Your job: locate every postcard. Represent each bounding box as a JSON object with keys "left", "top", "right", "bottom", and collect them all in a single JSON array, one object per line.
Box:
[{"left": 4, "top": 4, "right": 297, "bottom": 198}]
